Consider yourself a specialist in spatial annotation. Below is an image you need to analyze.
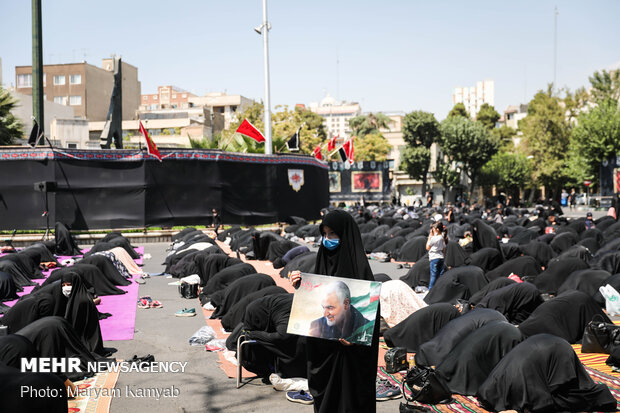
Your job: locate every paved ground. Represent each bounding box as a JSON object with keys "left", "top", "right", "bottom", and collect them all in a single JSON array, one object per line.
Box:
[{"left": 106, "top": 242, "right": 407, "bottom": 413}]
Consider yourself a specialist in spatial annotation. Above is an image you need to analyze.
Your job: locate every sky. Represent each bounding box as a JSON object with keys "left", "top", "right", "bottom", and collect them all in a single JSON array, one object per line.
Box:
[{"left": 1, "top": 0, "right": 619, "bottom": 119}]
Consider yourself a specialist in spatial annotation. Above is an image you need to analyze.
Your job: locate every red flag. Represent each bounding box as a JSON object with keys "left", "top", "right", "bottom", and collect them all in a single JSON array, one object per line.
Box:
[
  {"left": 343, "top": 138, "right": 354, "bottom": 164},
  {"left": 312, "top": 144, "right": 323, "bottom": 160},
  {"left": 235, "top": 119, "right": 265, "bottom": 143},
  {"left": 139, "top": 121, "right": 162, "bottom": 162},
  {"left": 327, "top": 135, "right": 338, "bottom": 152}
]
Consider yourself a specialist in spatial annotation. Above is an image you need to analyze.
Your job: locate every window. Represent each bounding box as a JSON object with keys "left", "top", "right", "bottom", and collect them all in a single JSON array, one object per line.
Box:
[
  {"left": 43, "top": 73, "right": 46, "bottom": 87},
  {"left": 182, "top": 94, "right": 187, "bottom": 98},
  {"left": 69, "top": 95, "right": 82, "bottom": 105},
  {"left": 54, "top": 96, "right": 68, "bottom": 105},
  {"left": 153, "top": 96, "right": 158, "bottom": 100},
  {"left": 67, "top": 143, "right": 77, "bottom": 149},
  {"left": 17, "top": 74, "right": 32, "bottom": 87},
  {"left": 172, "top": 94, "right": 177, "bottom": 99},
  {"left": 53, "top": 75, "right": 66, "bottom": 85},
  {"left": 69, "top": 74, "right": 82, "bottom": 85}
]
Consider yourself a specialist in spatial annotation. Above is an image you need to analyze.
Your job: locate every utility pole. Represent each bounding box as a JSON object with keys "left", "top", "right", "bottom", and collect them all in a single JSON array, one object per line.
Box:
[
  {"left": 32, "top": 0, "right": 44, "bottom": 143},
  {"left": 553, "top": 5, "right": 559, "bottom": 91},
  {"left": 256, "top": 0, "right": 272, "bottom": 155}
]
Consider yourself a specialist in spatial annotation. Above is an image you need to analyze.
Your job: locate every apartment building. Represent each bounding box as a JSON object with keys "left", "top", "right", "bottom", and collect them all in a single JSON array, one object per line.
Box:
[
  {"left": 453, "top": 79, "right": 495, "bottom": 118},
  {"left": 15, "top": 58, "right": 141, "bottom": 122}
]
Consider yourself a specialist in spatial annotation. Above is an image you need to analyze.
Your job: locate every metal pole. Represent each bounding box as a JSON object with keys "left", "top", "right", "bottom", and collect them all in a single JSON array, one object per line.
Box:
[
  {"left": 32, "top": 0, "right": 44, "bottom": 143},
  {"left": 553, "top": 5, "right": 558, "bottom": 91},
  {"left": 261, "top": 0, "right": 272, "bottom": 155}
]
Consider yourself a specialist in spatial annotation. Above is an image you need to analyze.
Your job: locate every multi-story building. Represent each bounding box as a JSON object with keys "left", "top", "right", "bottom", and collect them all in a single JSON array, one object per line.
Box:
[
  {"left": 140, "top": 86, "right": 196, "bottom": 111},
  {"left": 188, "top": 92, "right": 253, "bottom": 130},
  {"left": 307, "top": 94, "right": 362, "bottom": 139},
  {"left": 452, "top": 79, "right": 495, "bottom": 118},
  {"left": 15, "top": 58, "right": 141, "bottom": 122},
  {"left": 499, "top": 104, "right": 528, "bottom": 130}
]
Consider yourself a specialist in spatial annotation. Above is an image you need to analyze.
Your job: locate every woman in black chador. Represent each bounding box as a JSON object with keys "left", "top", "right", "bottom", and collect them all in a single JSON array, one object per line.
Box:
[{"left": 290, "top": 210, "right": 378, "bottom": 413}]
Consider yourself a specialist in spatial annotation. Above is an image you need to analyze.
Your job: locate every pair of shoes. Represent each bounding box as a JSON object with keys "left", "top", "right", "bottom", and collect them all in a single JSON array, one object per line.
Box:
[
  {"left": 175, "top": 308, "right": 196, "bottom": 317},
  {"left": 376, "top": 380, "right": 402, "bottom": 401},
  {"left": 137, "top": 297, "right": 150, "bottom": 309},
  {"left": 286, "top": 390, "right": 313, "bottom": 405}
]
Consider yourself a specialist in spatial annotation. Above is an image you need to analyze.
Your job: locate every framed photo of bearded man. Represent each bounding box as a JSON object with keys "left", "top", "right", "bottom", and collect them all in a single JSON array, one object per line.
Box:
[{"left": 287, "top": 273, "right": 381, "bottom": 346}]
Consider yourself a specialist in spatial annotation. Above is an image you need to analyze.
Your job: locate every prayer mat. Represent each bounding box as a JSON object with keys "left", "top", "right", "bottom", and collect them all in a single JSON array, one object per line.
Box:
[{"left": 67, "top": 368, "right": 120, "bottom": 413}]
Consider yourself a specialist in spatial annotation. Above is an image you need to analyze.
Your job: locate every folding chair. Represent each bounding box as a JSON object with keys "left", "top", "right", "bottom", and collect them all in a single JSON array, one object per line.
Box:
[{"left": 236, "top": 334, "right": 257, "bottom": 388}]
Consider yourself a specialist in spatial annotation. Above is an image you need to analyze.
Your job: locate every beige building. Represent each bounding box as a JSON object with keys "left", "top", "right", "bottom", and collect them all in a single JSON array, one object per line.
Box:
[
  {"left": 381, "top": 114, "right": 445, "bottom": 205},
  {"left": 308, "top": 94, "right": 362, "bottom": 139},
  {"left": 453, "top": 79, "right": 495, "bottom": 118},
  {"left": 15, "top": 58, "right": 141, "bottom": 122},
  {"left": 188, "top": 92, "right": 253, "bottom": 129},
  {"left": 9, "top": 89, "right": 75, "bottom": 139}
]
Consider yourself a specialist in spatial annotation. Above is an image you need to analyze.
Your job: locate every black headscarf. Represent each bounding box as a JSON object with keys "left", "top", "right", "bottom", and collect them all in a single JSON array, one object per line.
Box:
[
  {"left": 0, "top": 362, "right": 67, "bottom": 413},
  {"left": 0, "top": 257, "right": 36, "bottom": 288},
  {"left": 238, "top": 293, "right": 304, "bottom": 378},
  {"left": 469, "top": 247, "right": 503, "bottom": 272},
  {"left": 221, "top": 285, "right": 287, "bottom": 332},
  {"left": 399, "top": 255, "right": 430, "bottom": 288},
  {"left": 444, "top": 241, "right": 471, "bottom": 268},
  {"left": 0, "top": 334, "right": 37, "bottom": 369},
  {"left": 415, "top": 308, "right": 507, "bottom": 367},
  {"left": 423, "top": 266, "right": 488, "bottom": 305},
  {"left": 53, "top": 272, "right": 105, "bottom": 355},
  {"left": 266, "top": 240, "right": 300, "bottom": 263},
  {"left": 278, "top": 251, "right": 317, "bottom": 279},
  {"left": 78, "top": 255, "right": 132, "bottom": 286},
  {"left": 210, "top": 273, "right": 275, "bottom": 319},
  {"left": 549, "top": 231, "right": 578, "bottom": 254},
  {"left": 54, "top": 222, "right": 81, "bottom": 256},
  {"left": 533, "top": 257, "right": 590, "bottom": 294},
  {"left": 16, "top": 316, "right": 104, "bottom": 381},
  {"left": 383, "top": 303, "right": 460, "bottom": 352},
  {"left": 557, "top": 269, "right": 611, "bottom": 297},
  {"left": 0, "top": 271, "right": 18, "bottom": 301},
  {"left": 484, "top": 255, "right": 541, "bottom": 281},
  {"left": 308, "top": 209, "right": 377, "bottom": 413},
  {"left": 195, "top": 254, "right": 243, "bottom": 286},
  {"left": 476, "top": 334, "right": 617, "bottom": 412},
  {"left": 475, "top": 282, "right": 543, "bottom": 324},
  {"left": 518, "top": 290, "right": 611, "bottom": 343},
  {"left": 314, "top": 210, "right": 374, "bottom": 281},
  {"left": 468, "top": 277, "right": 516, "bottom": 306},
  {"left": 393, "top": 236, "right": 428, "bottom": 262},
  {"left": 203, "top": 262, "right": 256, "bottom": 298},
  {"left": 0, "top": 293, "right": 55, "bottom": 333},
  {"left": 471, "top": 219, "right": 502, "bottom": 255},
  {"left": 519, "top": 241, "right": 556, "bottom": 268},
  {"left": 40, "top": 264, "right": 125, "bottom": 296},
  {"left": 436, "top": 321, "right": 523, "bottom": 395}
]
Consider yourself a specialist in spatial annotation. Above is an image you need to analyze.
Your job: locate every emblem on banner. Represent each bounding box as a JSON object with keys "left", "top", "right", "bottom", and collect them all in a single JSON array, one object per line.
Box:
[{"left": 288, "top": 169, "right": 304, "bottom": 192}]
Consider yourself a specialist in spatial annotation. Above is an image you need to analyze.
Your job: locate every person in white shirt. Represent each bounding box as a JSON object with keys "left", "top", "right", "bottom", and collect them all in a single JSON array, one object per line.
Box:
[{"left": 426, "top": 222, "right": 447, "bottom": 289}]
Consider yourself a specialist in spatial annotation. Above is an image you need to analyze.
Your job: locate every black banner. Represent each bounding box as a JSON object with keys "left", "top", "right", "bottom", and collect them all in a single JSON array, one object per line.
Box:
[
  {"left": 0, "top": 148, "right": 329, "bottom": 230},
  {"left": 327, "top": 161, "right": 391, "bottom": 202}
]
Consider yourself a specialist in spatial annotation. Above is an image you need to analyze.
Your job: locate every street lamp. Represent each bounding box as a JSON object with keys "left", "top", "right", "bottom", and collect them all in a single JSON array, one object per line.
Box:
[{"left": 254, "top": 0, "right": 272, "bottom": 155}]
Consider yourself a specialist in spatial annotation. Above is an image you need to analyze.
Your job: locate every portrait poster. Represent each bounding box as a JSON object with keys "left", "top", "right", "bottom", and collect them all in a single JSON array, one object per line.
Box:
[
  {"left": 614, "top": 168, "right": 620, "bottom": 194},
  {"left": 287, "top": 273, "right": 381, "bottom": 346},
  {"left": 351, "top": 171, "right": 382, "bottom": 192},
  {"left": 329, "top": 171, "right": 341, "bottom": 192}
]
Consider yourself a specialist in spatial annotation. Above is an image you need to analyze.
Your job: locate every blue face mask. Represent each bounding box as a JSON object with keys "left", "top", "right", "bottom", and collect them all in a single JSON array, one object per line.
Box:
[{"left": 322, "top": 237, "right": 340, "bottom": 251}]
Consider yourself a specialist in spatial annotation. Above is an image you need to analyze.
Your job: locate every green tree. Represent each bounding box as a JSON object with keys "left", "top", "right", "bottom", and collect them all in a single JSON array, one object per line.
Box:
[
  {"left": 348, "top": 112, "right": 391, "bottom": 137},
  {"left": 401, "top": 111, "right": 440, "bottom": 193},
  {"left": 400, "top": 146, "right": 431, "bottom": 191},
  {"left": 589, "top": 69, "right": 620, "bottom": 104},
  {"left": 493, "top": 125, "right": 517, "bottom": 149},
  {"left": 354, "top": 133, "right": 392, "bottom": 161},
  {"left": 448, "top": 103, "right": 470, "bottom": 119},
  {"left": 476, "top": 103, "right": 500, "bottom": 129},
  {"left": 479, "top": 151, "right": 532, "bottom": 199},
  {"left": 519, "top": 85, "right": 572, "bottom": 193},
  {"left": 0, "top": 87, "right": 24, "bottom": 145},
  {"left": 568, "top": 99, "right": 620, "bottom": 186},
  {"left": 432, "top": 160, "right": 462, "bottom": 199},
  {"left": 439, "top": 116, "right": 501, "bottom": 195}
]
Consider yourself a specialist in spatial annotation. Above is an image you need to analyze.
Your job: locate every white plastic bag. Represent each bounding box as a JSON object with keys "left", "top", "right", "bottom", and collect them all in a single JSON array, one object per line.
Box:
[
  {"left": 599, "top": 284, "right": 620, "bottom": 316},
  {"left": 269, "top": 373, "right": 309, "bottom": 391},
  {"left": 188, "top": 326, "right": 216, "bottom": 346}
]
